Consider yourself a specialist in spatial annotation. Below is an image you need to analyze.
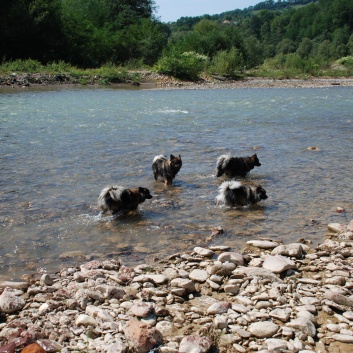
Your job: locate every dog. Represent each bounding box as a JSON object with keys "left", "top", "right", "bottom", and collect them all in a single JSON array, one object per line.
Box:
[
  {"left": 216, "top": 154, "right": 261, "bottom": 177},
  {"left": 152, "top": 154, "right": 182, "bottom": 185},
  {"left": 216, "top": 180, "right": 268, "bottom": 207},
  {"left": 97, "top": 185, "right": 153, "bottom": 215}
]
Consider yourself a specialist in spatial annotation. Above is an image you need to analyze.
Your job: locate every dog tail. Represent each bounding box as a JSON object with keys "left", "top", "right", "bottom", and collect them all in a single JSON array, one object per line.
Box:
[
  {"left": 216, "top": 180, "right": 242, "bottom": 205},
  {"left": 153, "top": 154, "right": 166, "bottom": 163},
  {"left": 216, "top": 154, "right": 230, "bottom": 177},
  {"left": 97, "top": 185, "right": 124, "bottom": 212}
]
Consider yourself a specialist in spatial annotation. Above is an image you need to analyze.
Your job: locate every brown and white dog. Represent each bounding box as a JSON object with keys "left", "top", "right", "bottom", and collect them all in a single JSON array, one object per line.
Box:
[
  {"left": 216, "top": 181, "right": 267, "bottom": 207},
  {"left": 152, "top": 154, "right": 182, "bottom": 185},
  {"left": 97, "top": 185, "right": 153, "bottom": 215},
  {"left": 216, "top": 154, "right": 261, "bottom": 178}
]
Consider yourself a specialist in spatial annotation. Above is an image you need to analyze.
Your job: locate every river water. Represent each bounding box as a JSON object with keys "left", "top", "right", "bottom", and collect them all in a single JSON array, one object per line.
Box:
[{"left": 1, "top": 86, "right": 352, "bottom": 280}]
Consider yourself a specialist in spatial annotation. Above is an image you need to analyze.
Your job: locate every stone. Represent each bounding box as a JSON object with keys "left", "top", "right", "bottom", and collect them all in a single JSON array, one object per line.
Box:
[
  {"left": 170, "top": 278, "right": 196, "bottom": 294},
  {"left": 21, "top": 343, "right": 46, "bottom": 353},
  {"left": 262, "top": 255, "right": 296, "bottom": 273},
  {"left": 207, "top": 301, "right": 231, "bottom": 315},
  {"left": 265, "top": 338, "right": 288, "bottom": 352},
  {"left": 218, "top": 252, "right": 244, "bottom": 266},
  {"left": 0, "top": 288, "right": 25, "bottom": 313},
  {"left": 232, "top": 266, "right": 282, "bottom": 282},
  {"left": 328, "top": 223, "right": 345, "bottom": 233},
  {"left": 248, "top": 322, "right": 279, "bottom": 338},
  {"left": 286, "top": 317, "right": 316, "bottom": 337},
  {"left": 194, "top": 247, "right": 215, "bottom": 258},
  {"left": 189, "top": 269, "right": 208, "bottom": 283},
  {"left": 123, "top": 319, "right": 163, "bottom": 353},
  {"left": 130, "top": 302, "right": 153, "bottom": 318},
  {"left": 247, "top": 240, "right": 279, "bottom": 249},
  {"left": 179, "top": 336, "right": 213, "bottom": 353},
  {"left": 269, "top": 308, "right": 291, "bottom": 322},
  {"left": 76, "top": 314, "right": 98, "bottom": 327},
  {"left": 325, "top": 290, "right": 353, "bottom": 307},
  {"left": 271, "top": 243, "right": 304, "bottom": 258},
  {"left": 331, "top": 334, "right": 353, "bottom": 343}
]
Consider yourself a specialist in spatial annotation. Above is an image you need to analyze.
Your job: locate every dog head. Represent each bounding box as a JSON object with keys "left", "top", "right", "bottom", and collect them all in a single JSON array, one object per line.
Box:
[
  {"left": 256, "top": 185, "right": 268, "bottom": 200},
  {"left": 169, "top": 154, "right": 182, "bottom": 172},
  {"left": 251, "top": 154, "right": 261, "bottom": 167},
  {"left": 138, "top": 187, "right": 153, "bottom": 201}
]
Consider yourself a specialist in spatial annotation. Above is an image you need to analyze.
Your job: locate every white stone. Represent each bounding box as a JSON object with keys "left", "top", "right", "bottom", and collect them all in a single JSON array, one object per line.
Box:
[
  {"left": 269, "top": 308, "right": 291, "bottom": 322},
  {"left": 170, "top": 278, "right": 195, "bottom": 293},
  {"left": 248, "top": 321, "right": 279, "bottom": 338},
  {"left": 207, "top": 301, "right": 231, "bottom": 315},
  {"left": 214, "top": 315, "right": 228, "bottom": 329},
  {"left": 193, "top": 247, "right": 215, "bottom": 257},
  {"left": 0, "top": 288, "right": 25, "bottom": 313},
  {"left": 189, "top": 269, "right": 208, "bottom": 283},
  {"left": 328, "top": 223, "right": 345, "bottom": 233},
  {"left": 247, "top": 240, "right": 279, "bottom": 249},
  {"left": 265, "top": 338, "right": 288, "bottom": 352},
  {"left": 218, "top": 252, "right": 244, "bottom": 265},
  {"left": 332, "top": 334, "right": 353, "bottom": 343},
  {"left": 263, "top": 255, "right": 296, "bottom": 273},
  {"left": 271, "top": 243, "right": 304, "bottom": 258},
  {"left": 76, "top": 314, "right": 98, "bottom": 327},
  {"left": 286, "top": 317, "right": 316, "bottom": 337}
]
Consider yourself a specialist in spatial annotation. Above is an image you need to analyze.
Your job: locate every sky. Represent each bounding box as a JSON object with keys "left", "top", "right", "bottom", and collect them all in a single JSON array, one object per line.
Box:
[{"left": 154, "top": 0, "right": 261, "bottom": 23}]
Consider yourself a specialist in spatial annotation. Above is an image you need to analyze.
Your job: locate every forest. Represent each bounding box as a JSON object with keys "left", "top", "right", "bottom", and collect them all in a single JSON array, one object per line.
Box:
[{"left": 1, "top": 0, "right": 353, "bottom": 79}]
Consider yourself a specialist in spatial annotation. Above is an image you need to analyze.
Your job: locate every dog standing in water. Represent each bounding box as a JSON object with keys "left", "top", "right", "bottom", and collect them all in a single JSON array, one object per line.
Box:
[
  {"left": 216, "top": 154, "right": 261, "bottom": 178},
  {"left": 152, "top": 154, "right": 182, "bottom": 185},
  {"left": 97, "top": 185, "right": 153, "bottom": 215},
  {"left": 216, "top": 180, "right": 268, "bottom": 207}
]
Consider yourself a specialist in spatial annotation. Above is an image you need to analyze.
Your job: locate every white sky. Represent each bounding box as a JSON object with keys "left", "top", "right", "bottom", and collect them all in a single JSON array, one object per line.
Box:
[{"left": 154, "top": 0, "right": 261, "bottom": 22}]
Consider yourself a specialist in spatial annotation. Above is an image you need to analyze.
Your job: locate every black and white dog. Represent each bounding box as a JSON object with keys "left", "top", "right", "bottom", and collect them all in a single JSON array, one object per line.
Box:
[
  {"left": 97, "top": 185, "right": 153, "bottom": 215},
  {"left": 216, "top": 180, "right": 268, "bottom": 207},
  {"left": 216, "top": 154, "right": 261, "bottom": 178}
]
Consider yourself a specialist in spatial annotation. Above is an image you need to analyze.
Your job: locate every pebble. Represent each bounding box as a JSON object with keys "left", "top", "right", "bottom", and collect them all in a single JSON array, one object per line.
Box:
[{"left": 0, "top": 220, "right": 353, "bottom": 353}]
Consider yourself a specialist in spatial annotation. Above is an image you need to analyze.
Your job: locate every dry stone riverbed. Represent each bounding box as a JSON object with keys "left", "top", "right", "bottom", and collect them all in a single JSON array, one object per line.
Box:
[{"left": 1, "top": 220, "right": 353, "bottom": 353}]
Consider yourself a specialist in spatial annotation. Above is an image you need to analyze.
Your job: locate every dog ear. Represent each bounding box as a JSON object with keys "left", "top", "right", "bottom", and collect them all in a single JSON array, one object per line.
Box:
[
  {"left": 256, "top": 185, "right": 262, "bottom": 191},
  {"left": 170, "top": 154, "right": 175, "bottom": 159},
  {"left": 179, "top": 155, "right": 181, "bottom": 159}
]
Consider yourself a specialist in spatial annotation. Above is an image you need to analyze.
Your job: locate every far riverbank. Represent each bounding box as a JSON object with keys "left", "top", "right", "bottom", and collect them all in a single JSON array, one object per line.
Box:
[{"left": 1, "top": 71, "right": 353, "bottom": 92}]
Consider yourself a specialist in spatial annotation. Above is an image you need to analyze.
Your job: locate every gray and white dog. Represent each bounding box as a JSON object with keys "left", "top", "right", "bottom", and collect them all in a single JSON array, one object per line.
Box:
[
  {"left": 216, "top": 153, "right": 261, "bottom": 178},
  {"left": 216, "top": 180, "right": 267, "bottom": 207},
  {"left": 152, "top": 154, "right": 182, "bottom": 185},
  {"left": 97, "top": 185, "right": 153, "bottom": 215}
]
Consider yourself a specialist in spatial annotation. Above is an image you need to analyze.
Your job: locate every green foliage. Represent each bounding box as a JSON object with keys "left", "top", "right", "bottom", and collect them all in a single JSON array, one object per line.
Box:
[
  {"left": 336, "top": 56, "right": 353, "bottom": 67},
  {"left": 0, "top": 59, "right": 43, "bottom": 73},
  {"left": 154, "top": 51, "right": 208, "bottom": 80},
  {"left": 209, "top": 48, "right": 244, "bottom": 76}
]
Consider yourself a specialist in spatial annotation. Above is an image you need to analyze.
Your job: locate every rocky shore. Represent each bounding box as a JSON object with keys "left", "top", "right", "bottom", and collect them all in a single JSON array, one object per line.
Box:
[
  {"left": 1, "top": 220, "right": 353, "bottom": 353},
  {"left": 1, "top": 71, "right": 353, "bottom": 90}
]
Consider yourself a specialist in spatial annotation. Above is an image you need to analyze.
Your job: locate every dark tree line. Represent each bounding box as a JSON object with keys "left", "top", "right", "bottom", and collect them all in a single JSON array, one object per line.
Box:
[{"left": 1, "top": 0, "right": 352, "bottom": 73}]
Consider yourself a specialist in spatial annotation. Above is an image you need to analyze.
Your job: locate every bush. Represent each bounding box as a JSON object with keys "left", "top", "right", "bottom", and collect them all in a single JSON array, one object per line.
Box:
[
  {"left": 336, "top": 56, "right": 353, "bottom": 67},
  {"left": 0, "top": 59, "right": 43, "bottom": 73},
  {"left": 154, "top": 51, "right": 208, "bottom": 80},
  {"left": 209, "top": 48, "right": 244, "bottom": 76}
]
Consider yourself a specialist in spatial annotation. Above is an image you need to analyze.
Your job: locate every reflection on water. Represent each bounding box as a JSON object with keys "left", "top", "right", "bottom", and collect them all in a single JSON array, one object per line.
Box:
[{"left": 0, "top": 86, "right": 353, "bottom": 280}]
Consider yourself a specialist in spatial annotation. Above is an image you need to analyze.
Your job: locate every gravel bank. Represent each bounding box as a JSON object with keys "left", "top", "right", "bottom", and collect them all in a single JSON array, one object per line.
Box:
[
  {"left": 1, "top": 220, "right": 353, "bottom": 353},
  {"left": 1, "top": 71, "right": 353, "bottom": 91}
]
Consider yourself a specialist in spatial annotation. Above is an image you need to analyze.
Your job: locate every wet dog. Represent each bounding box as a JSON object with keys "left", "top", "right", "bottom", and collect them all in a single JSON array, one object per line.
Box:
[
  {"left": 97, "top": 185, "right": 153, "bottom": 215},
  {"left": 152, "top": 154, "right": 182, "bottom": 185},
  {"left": 216, "top": 154, "right": 261, "bottom": 178},
  {"left": 216, "top": 180, "right": 268, "bottom": 207}
]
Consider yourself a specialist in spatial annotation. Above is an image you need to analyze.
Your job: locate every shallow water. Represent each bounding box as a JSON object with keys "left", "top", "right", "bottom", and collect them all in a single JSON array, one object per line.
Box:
[{"left": 1, "top": 86, "right": 353, "bottom": 280}]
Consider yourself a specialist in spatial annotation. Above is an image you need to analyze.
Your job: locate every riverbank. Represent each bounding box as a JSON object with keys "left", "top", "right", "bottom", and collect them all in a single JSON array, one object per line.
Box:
[
  {"left": 1, "top": 71, "right": 353, "bottom": 91},
  {"left": 1, "top": 221, "right": 353, "bottom": 353}
]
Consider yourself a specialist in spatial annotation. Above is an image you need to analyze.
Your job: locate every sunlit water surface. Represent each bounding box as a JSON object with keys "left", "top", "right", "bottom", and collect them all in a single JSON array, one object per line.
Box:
[{"left": 1, "top": 86, "right": 353, "bottom": 280}]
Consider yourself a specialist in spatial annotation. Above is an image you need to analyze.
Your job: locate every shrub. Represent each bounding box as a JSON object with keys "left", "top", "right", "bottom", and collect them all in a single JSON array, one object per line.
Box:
[
  {"left": 209, "top": 48, "right": 244, "bottom": 76},
  {"left": 154, "top": 51, "right": 208, "bottom": 80}
]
